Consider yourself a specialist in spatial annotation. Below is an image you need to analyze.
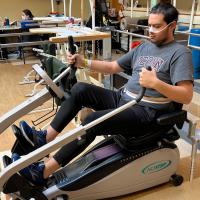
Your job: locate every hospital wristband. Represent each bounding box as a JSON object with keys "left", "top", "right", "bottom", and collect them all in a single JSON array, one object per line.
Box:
[
  {"left": 83, "top": 58, "right": 92, "bottom": 69},
  {"left": 88, "top": 59, "right": 92, "bottom": 68}
]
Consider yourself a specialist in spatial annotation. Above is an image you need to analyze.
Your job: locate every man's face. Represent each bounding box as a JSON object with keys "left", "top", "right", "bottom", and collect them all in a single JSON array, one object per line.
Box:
[{"left": 148, "top": 13, "right": 174, "bottom": 45}]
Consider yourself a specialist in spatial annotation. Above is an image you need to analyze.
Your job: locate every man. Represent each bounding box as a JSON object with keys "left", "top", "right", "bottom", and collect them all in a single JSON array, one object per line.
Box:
[{"left": 12, "top": 3, "right": 193, "bottom": 185}]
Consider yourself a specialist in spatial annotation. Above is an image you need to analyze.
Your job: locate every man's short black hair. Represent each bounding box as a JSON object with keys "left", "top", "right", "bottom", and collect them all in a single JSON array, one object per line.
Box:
[{"left": 150, "top": 3, "right": 179, "bottom": 24}]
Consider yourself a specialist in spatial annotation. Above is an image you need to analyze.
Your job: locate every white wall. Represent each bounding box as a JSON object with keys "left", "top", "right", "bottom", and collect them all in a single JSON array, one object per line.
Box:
[
  {"left": 0, "top": 0, "right": 91, "bottom": 22},
  {"left": 0, "top": 0, "right": 51, "bottom": 21}
]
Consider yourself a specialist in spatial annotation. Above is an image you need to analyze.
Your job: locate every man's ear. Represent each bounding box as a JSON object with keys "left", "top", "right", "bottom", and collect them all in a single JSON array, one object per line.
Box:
[{"left": 171, "top": 21, "right": 177, "bottom": 30}]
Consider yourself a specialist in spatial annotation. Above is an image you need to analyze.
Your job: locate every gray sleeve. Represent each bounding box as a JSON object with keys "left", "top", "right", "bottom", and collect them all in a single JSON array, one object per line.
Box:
[
  {"left": 116, "top": 49, "right": 134, "bottom": 72},
  {"left": 170, "top": 48, "right": 194, "bottom": 85}
]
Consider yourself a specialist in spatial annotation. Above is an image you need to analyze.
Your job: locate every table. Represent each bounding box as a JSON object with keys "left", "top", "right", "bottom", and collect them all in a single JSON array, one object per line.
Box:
[
  {"left": 33, "top": 17, "right": 81, "bottom": 26},
  {"left": 30, "top": 26, "right": 111, "bottom": 60},
  {"left": 0, "top": 26, "right": 22, "bottom": 59},
  {"left": 30, "top": 25, "right": 111, "bottom": 84},
  {"left": 0, "top": 26, "right": 21, "bottom": 32},
  {"left": 30, "top": 26, "right": 110, "bottom": 42}
]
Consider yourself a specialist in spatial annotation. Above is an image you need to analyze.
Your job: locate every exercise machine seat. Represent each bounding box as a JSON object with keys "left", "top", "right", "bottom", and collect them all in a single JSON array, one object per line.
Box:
[{"left": 114, "top": 110, "right": 187, "bottom": 150}]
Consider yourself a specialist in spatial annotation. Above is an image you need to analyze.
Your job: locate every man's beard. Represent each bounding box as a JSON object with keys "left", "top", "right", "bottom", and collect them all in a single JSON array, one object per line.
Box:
[{"left": 149, "top": 36, "right": 169, "bottom": 46}]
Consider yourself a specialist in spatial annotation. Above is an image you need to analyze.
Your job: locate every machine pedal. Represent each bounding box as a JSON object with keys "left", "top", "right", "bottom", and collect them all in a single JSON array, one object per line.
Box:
[{"left": 11, "top": 124, "right": 35, "bottom": 155}]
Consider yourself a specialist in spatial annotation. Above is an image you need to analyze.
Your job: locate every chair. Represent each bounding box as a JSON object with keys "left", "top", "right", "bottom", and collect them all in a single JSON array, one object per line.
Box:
[{"left": 18, "top": 20, "right": 41, "bottom": 63}]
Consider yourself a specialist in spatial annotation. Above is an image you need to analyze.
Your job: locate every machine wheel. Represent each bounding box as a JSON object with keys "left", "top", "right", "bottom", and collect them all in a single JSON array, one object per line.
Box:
[
  {"left": 171, "top": 174, "right": 184, "bottom": 186},
  {"left": 54, "top": 195, "right": 68, "bottom": 200}
]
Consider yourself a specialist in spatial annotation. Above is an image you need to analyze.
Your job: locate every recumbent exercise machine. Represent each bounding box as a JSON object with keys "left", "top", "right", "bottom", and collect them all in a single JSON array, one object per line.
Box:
[{"left": 0, "top": 36, "right": 187, "bottom": 200}]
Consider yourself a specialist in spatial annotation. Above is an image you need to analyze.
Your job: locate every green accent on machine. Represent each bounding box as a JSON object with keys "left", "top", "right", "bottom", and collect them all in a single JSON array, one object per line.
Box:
[{"left": 142, "top": 160, "right": 171, "bottom": 175}]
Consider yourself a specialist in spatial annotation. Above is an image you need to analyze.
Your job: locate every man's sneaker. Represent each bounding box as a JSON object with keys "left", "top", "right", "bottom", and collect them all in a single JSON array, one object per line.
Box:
[
  {"left": 12, "top": 153, "right": 46, "bottom": 185},
  {"left": 19, "top": 120, "right": 47, "bottom": 149}
]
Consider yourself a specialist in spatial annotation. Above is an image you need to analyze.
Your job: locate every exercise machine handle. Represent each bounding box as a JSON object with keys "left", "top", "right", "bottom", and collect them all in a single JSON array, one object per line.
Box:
[
  {"left": 66, "top": 35, "right": 78, "bottom": 90},
  {"left": 68, "top": 35, "right": 76, "bottom": 69},
  {"left": 135, "top": 66, "right": 152, "bottom": 103}
]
